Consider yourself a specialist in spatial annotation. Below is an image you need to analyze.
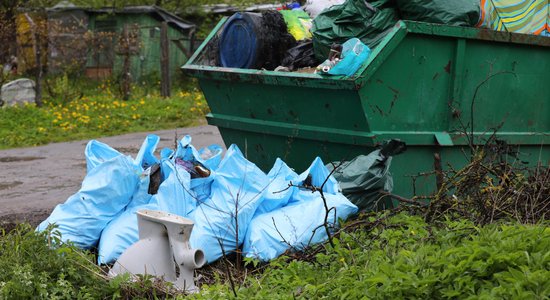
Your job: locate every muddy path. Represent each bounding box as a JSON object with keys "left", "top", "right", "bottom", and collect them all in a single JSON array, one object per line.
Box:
[{"left": 0, "top": 125, "right": 223, "bottom": 230}]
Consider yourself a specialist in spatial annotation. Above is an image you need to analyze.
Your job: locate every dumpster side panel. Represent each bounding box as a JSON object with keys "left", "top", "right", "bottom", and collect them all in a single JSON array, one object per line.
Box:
[
  {"left": 455, "top": 39, "right": 549, "bottom": 137},
  {"left": 359, "top": 35, "right": 455, "bottom": 135},
  {"left": 355, "top": 28, "right": 549, "bottom": 196},
  {"left": 200, "top": 80, "right": 368, "bottom": 130}
]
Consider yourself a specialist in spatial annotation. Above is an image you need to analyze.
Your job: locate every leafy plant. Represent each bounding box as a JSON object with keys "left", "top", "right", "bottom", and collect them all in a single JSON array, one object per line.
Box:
[
  {"left": 0, "top": 224, "right": 110, "bottom": 299},
  {"left": 190, "top": 212, "right": 550, "bottom": 299}
]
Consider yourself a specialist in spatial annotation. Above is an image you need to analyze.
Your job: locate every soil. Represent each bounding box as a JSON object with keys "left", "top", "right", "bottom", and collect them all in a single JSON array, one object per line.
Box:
[{"left": 0, "top": 125, "right": 224, "bottom": 231}]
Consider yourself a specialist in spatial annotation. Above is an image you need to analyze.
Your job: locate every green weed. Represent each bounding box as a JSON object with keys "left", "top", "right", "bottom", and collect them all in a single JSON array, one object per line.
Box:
[
  {"left": 0, "top": 81, "right": 208, "bottom": 149},
  {"left": 191, "top": 213, "right": 550, "bottom": 300}
]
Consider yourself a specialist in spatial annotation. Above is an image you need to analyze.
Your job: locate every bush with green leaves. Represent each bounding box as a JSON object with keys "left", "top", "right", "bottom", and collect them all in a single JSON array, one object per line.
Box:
[
  {"left": 0, "top": 224, "right": 182, "bottom": 299},
  {"left": 0, "top": 224, "right": 112, "bottom": 299},
  {"left": 192, "top": 212, "right": 550, "bottom": 299}
]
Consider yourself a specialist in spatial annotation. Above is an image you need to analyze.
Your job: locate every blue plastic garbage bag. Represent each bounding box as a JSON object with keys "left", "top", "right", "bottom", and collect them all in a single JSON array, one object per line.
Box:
[
  {"left": 98, "top": 159, "right": 195, "bottom": 264},
  {"left": 328, "top": 38, "right": 371, "bottom": 77},
  {"left": 98, "top": 136, "right": 210, "bottom": 264},
  {"left": 134, "top": 134, "right": 160, "bottom": 169},
  {"left": 126, "top": 134, "right": 161, "bottom": 208},
  {"left": 243, "top": 156, "right": 357, "bottom": 261},
  {"left": 85, "top": 134, "right": 160, "bottom": 173},
  {"left": 97, "top": 136, "right": 223, "bottom": 265},
  {"left": 244, "top": 192, "right": 358, "bottom": 261},
  {"left": 294, "top": 156, "right": 339, "bottom": 197},
  {"left": 174, "top": 136, "right": 223, "bottom": 201},
  {"left": 189, "top": 145, "right": 269, "bottom": 263},
  {"left": 160, "top": 147, "right": 174, "bottom": 160},
  {"left": 198, "top": 144, "right": 224, "bottom": 170},
  {"left": 37, "top": 155, "right": 140, "bottom": 249},
  {"left": 84, "top": 140, "right": 122, "bottom": 173},
  {"left": 255, "top": 158, "right": 299, "bottom": 216}
]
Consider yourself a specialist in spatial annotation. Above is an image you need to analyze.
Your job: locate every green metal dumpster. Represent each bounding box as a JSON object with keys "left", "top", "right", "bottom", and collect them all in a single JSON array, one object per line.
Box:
[{"left": 182, "top": 20, "right": 549, "bottom": 197}]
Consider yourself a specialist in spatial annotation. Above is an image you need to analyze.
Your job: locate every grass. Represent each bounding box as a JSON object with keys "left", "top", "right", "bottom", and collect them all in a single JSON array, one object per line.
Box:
[
  {"left": 0, "top": 78, "right": 209, "bottom": 150},
  {"left": 0, "top": 224, "right": 179, "bottom": 299},
  {"left": 2, "top": 212, "right": 549, "bottom": 299}
]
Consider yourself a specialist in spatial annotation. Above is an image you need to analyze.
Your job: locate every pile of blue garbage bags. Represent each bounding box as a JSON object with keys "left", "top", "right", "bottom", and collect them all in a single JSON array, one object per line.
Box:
[{"left": 38, "top": 134, "right": 358, "bottom": 265}]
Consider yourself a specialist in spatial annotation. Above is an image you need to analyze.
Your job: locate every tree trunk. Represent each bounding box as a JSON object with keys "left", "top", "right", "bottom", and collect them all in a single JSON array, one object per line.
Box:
[
  {"left": 24, "top": 13, "right": 43, "bottom": 107},
  {"left": 160, "top": 21, "right": 170, "bottom": 98},
  {"left": 121, "top": 25, "right": 131, "bottom": 101}
]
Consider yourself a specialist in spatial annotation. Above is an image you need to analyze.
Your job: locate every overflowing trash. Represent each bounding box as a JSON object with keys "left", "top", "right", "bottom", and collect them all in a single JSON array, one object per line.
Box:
[
  {"left": 316, "top": 38, "right": 371, "bottom": 76},
  {"left": 303, "top": 0, "right": 346, "bottom": 18},
  {"left": 478, "top": 0, "right": 550, "bottom": 36},
  {"left": 396, "top": 0, "right": 480, "bottom": 27},
  {"left": 218, "top": 11, "right": 296, "bottom": 69},
  {"left": 38, "top": 135, "right": 399, "bottom": 265},
  {"left": 327, "top": 139, "right": 407, "bottom": 211},
  {"left": 311, "top": 0, "right": 398, "bottom": 61},
  {"left": 199, "top": 0, "right": 549, "bottom": 78}
]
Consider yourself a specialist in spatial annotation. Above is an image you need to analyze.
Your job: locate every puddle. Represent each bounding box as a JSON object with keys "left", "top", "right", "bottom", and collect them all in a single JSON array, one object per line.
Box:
[
  {"left": 73, "top": 162, "right": 87, "bottom": 169},
  {"left": 0, "top": 181, "right": 23, "bottom": 190},
  {"left": 0, "top": 156, "right": 45, "bottom": 163}
]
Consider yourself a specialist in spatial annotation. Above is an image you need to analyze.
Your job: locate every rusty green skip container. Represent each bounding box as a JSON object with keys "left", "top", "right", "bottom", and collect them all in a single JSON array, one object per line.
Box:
[{"left": 182, "top": 19, "right": 549, "bottom": 198}]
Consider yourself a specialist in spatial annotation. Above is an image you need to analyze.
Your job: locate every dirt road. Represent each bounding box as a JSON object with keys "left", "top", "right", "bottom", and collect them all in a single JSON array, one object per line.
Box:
[{"left": 0, "top": 125, "right": 223, "bottom": 228}]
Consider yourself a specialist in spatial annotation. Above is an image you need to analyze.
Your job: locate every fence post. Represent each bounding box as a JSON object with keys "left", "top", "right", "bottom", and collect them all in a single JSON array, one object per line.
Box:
[{"left": 160, "top": 21, "right": 170, "bottom": 98}]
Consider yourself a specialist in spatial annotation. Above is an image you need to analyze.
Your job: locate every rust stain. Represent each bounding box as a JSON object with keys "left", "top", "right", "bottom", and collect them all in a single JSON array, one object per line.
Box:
[
  {"left": 389, "top": 94, "right": 398, "bottom": 114},
  {"left": 374, "top": 105, "right": 385, "bottom": 116},
  {"left": 444, "top": 61, "right": 451, "bottom": 74},
  {"left": 452, "top": 109, "right": 462, "bottom": 119},
  {"left": 387, "top": 86, "right": 400, "bottom": 95},
  {"left": 288, "top": 110, "right": 298, "bottom": 118}
]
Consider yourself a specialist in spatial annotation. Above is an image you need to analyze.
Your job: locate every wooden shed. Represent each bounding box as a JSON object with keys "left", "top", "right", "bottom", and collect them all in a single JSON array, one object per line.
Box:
[{"left": 37, "top": 3, "right": 196, "bottom": 81}]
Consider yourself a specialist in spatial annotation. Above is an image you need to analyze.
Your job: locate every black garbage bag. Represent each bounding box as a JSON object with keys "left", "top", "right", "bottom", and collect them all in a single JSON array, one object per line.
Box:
[
  {"left": 280, "top": 40, "right": 319, "bottom": 71},
  {"left": 261, "top": 11, "right": 297, "bottom": 70},
  {"left": 311, "top": 0, "right": 398, "bottom": 60},
  {"left": 327, "top": 139, "right": 406, "bottom": 211},
  {"left": 396, "top": 0, "right": 480, "bottom": 27}
]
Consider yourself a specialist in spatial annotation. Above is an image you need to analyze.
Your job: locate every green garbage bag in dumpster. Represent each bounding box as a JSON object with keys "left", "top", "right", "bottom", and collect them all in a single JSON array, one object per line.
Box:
[
  {"left": 327, "top": 140, "right": 406, "bottom": 211},
  {"left": 396, "top": 0, "right": 480, "bottom": 27},
  {"left": 311, "top": 0, "right": 398, "bottom": 60}
]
